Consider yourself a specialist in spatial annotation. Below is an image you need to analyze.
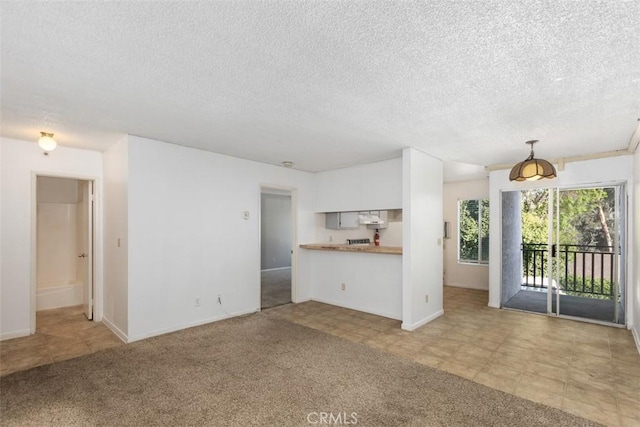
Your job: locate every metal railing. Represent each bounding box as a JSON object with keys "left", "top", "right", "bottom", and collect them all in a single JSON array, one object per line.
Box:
[{"left": 521, "top": 243, "right": 616, "bottom": 297}]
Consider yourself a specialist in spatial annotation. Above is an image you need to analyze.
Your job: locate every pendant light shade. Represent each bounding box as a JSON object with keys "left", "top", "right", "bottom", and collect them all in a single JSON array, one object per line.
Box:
[
  {"left": 38, "top": 132, "right": 57, "bottom": 152},
  {"left": 509, "top": 140, "right": 556, "bottom": 182}
]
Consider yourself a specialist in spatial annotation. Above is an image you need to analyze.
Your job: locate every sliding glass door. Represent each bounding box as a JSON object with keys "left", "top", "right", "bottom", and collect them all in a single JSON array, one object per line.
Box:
[
  {"left": 549, "top": 186, "right": 624, "bottom": 324},
  {"left": 502, "top": 184, "right": 625, "bottom": 325}
]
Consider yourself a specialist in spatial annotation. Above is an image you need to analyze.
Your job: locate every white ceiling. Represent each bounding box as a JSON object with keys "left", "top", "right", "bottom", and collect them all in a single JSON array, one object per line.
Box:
[{"left": 1, "top": 1, "right": 639, "bottom": 173}]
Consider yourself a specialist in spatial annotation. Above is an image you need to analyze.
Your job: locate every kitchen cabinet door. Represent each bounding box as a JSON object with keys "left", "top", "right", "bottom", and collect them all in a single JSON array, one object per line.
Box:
[
  {"left": 339, "top": 212, "right": 360, "bottom": 229},
  {"left": 325, "top": 212, "right": 360, "bottom": 229}
]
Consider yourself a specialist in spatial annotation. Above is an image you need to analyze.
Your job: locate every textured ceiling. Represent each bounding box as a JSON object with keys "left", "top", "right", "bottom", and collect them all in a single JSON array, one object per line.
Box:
[{"left": 1, "top": 1, "right": 639, "bottom": 172}]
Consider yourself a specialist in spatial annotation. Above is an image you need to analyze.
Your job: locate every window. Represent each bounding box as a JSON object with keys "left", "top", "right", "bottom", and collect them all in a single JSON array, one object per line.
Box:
[{"left": 458, "top": 199, "right": 489, "bottom": 264}]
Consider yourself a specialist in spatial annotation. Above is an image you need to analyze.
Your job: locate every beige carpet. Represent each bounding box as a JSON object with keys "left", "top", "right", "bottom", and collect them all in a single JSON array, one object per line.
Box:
[{"left": 1, "top": 314, "right": 600, "bottom": 426}]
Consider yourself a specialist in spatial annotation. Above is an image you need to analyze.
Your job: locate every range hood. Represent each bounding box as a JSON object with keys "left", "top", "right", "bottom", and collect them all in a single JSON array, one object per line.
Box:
[{"left": 358, "top": 213, "right": 385, "bottom": 225}]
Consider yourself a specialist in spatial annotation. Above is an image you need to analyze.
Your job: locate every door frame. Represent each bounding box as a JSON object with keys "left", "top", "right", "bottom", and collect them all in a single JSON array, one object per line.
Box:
[
  {"left": 499, "top": 180, "right": 629, "bottom": 328},
  {"left": 80, "top": 180, "right": 94, "bottom": 320},
  {"left": 548, "top": 183, "right": 626, "bottom": 324},
  {"left": 30, "top": 172, "right": 102, "bottom": 334},
  {"left": 258, "top": 184, "right": 298, "bottom": 308}
]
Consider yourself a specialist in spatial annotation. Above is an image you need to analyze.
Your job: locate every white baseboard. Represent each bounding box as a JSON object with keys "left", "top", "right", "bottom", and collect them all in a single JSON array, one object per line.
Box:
[
  {"left": 261, "top": 266, "right": 292, "bottom": 272},
  {"left": 632, "top": 325, "right": 640, "bottom": 356},
  {"left": 311, "top": 297, "right": 402, "bottom": 321},
  {"left": 127, "top": 307, "right": 259, "bottom": 343},
  {"left": 101, "top": 317, "right": 129, "bottom": 343},
  {"left": 0, "top": 329, "right": 31, "bottom": 341},
  {"left": 402, "top": 309, "right": 444, "bottom": 331},
  {"left": 445, "top": 282, "right": 489, "bottom": 291}
]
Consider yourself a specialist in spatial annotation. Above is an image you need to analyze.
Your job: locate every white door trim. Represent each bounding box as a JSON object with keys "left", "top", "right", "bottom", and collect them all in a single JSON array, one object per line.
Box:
[
  {"left": 258, "top": 184, "right": 297, "bottom": 308},
  {"left": 30, "top": 172, "right": 102, "bottom": 333}
]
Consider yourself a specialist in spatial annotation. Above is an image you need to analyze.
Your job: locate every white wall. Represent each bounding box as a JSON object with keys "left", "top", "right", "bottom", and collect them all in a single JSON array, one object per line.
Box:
[
  {"left": 314, "top": 158, "right": 402, "bottom": 212},
  {"left": 37, "top": 203, "right": 78, "bottom": 287},
  {"left": 402, "top": 147, "right": 444, "bottom": 330},
  {"left": 37, "top": 177, "right": 79, "bottom": 203},
  {"left": 36, "top": 177, "right": 80, "bottom": 289},
  {"left": 488, "top": 156, "right": 636, "bottom": 331},
  {"left": 102, "top": 136, "right": 129, "bottom": 340},
  {"left": 443, "top": 179, "right": 490, "bottom": 290},
  {"left": 633, "top": 147, "right": 640, "bottom": 349},
  {"left": 308, "top": 250, "right": 402, "bottom": 319},
  {"left": 124, "top": 136, "right": 315, "bottom": 341},
  {"left": 0, "top": 138, "right": 103, "bottom": 340}
]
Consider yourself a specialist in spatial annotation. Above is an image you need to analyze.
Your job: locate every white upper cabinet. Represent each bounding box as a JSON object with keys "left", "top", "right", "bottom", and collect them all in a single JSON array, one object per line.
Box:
[{"left": 325, "top": 212, "right": 360, "bottom": 229}]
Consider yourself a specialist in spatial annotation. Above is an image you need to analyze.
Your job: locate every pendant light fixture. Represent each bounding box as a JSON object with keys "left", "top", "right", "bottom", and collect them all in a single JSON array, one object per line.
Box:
[
  {"left": 509, "top": 140, "right": 556, "bottom": 182},
  {"left": 38, "top": 132, "right": 57, "bottom": 153}
]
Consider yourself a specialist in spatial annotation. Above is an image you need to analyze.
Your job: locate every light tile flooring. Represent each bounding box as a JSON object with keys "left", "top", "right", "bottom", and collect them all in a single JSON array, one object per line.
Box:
[
  {"left": 1, "top": 289, "right": 638, "bottom": 426},
  {"left": 0, "top": 305, "right": 123, "bottom": 377},
  {"left": 266, "top": 287, "right": 640, "bottom": 427}
]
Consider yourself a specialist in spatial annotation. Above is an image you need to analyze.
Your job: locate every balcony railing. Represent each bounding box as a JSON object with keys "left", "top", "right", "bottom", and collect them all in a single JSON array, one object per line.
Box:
[{"left": 521, "top": 243, "right": 616, "bottom": 297}]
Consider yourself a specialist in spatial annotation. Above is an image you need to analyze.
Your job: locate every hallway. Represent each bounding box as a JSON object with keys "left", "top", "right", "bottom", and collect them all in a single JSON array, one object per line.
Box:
[{"left": 0, "top": 305, "right": 123, "bottom": 376}]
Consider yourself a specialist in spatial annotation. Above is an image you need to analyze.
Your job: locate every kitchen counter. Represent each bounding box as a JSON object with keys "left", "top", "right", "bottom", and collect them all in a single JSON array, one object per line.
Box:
[
  {"left": 300, "top": 243, "right": 402, "bottom": 320},
  {"left": 299, "top": 243, "right": 402, "bottom": 255}
]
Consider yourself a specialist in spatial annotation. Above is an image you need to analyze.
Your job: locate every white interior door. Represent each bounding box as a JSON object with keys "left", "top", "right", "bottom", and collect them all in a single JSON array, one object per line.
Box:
[{"left": 79, "top": 180, "right": 93, "bottom": 320}]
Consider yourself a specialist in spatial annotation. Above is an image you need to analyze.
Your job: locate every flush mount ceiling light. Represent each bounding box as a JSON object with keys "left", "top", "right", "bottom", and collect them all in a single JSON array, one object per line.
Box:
[
  {"left": 282, "top": 161, "right": 293, "bottom": 168},
  {"left": 38, "top": 132, "right": 57, "bottom": 153},
  {"left": 509, "top": 140, "right": 557, "bottom": 182}
]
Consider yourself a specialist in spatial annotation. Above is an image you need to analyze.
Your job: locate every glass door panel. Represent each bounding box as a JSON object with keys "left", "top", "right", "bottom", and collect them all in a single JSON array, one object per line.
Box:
[
  {"left": 549, "top": 187, "right": 559, "bottom": 316},
  {"left": 552, "top": 187, "right": 622, "bottom": 324}
]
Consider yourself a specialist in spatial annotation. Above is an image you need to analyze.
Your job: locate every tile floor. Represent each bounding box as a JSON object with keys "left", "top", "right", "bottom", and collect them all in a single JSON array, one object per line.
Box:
[
  {"left": 0, "top": 305, "right": 123, "bottom": 377},
  {"left": 1, "top": 288, "right": 638, "bottom": 426},
  {"left": 266, "top": 287, "right": 640, "bottom": 427}
]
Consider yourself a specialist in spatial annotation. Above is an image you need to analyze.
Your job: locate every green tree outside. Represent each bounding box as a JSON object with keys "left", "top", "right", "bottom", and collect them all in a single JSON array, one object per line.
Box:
[
  {"left": 520, "top": 187, "right": 616, "bottom": 299},
  {"left": 459, "top": 199, "right": 489, "bottom": 263}
]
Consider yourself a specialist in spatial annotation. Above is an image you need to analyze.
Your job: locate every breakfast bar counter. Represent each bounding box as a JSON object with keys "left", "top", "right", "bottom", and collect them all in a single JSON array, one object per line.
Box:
[
  {"left": 299, "top": 243, "right": 402, "bottom": 255},
  {"left": 299, "top": 242, "right": 402, "bottom": 320}
]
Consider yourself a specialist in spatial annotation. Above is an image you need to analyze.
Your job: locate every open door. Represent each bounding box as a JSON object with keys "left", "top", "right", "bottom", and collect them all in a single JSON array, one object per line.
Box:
[
  {"left": 260, "top": 188, "right": 293, "bottom": 309},
  {"left": 78, "top": 180, "right": 94, "bottom": 320}
]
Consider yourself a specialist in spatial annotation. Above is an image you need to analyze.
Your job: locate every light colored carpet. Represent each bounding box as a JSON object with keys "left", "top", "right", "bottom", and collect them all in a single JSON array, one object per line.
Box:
[
  {"left": 0, "top": 313, "right": 600, "bottom": 426},
  {"left": 261, "top": 267, "right": 291, "bottom": 309}
]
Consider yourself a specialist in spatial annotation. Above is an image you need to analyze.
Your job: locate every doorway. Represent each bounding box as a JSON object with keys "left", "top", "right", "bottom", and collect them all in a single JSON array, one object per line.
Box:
[
  {"left": 502, "top": 185, "right": 626, "bottom": 325},
  {"left": 260, "top": 188, "right": 293, "bottom": 309},
  {"left": 35, "top": 176, "right": 95, "bottom": 326}
]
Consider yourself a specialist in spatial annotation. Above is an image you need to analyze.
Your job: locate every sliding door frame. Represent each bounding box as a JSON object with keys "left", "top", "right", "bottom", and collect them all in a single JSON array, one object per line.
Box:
[{"left": 547, "top": 182, "right": 626, "bottom": 325}]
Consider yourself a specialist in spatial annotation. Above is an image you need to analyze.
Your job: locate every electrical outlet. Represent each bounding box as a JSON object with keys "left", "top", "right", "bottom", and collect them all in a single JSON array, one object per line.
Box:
[
  {"left": 341, "top": 283, "right": 346, "bottom": 291},
  {"left": 195, "top": 297, "right": 201, "bottom": 307},
  {"left": 425, "top": 295, "right": 429, "bottom": 303},
  {"left": 217, "top": 294, "right": 222, "bottom": 304}
]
